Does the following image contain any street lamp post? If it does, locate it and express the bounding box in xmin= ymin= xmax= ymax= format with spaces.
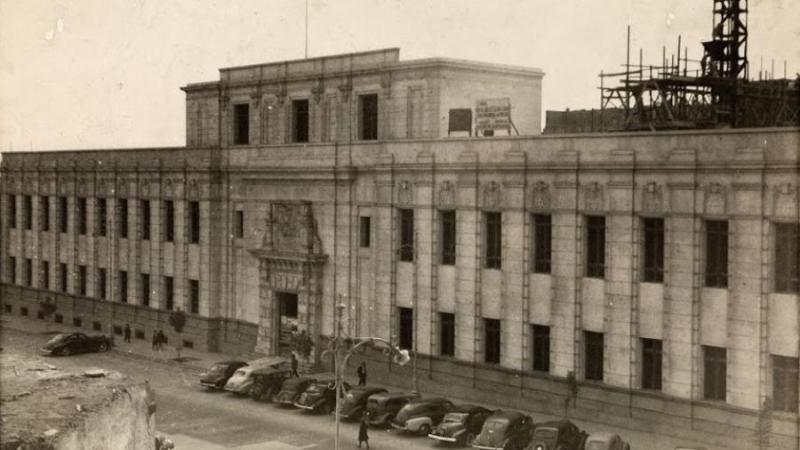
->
xmin=323 ymin=303 xmax=411 ymax=450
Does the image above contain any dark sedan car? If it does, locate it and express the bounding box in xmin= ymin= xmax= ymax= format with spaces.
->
xmin=471 ymin=410 xmax=533 ymax=450
xmin=338 ymin=386 xmax=388 ymax=420
xmin=274 ymin=376 xmax=316 ymax=406
xmin=527 ymin=420 xmax=587 ymax=450
xmin=428 ymin=404 xmax=493 ymax=445
xmin=294 ymin=379 xmax=351 ymax=414
xmin=391 ymin=397 xmax=454 ymax=435
xmin=39 ymin=332 xmax=113 ymax=356
xmin=200 ymin=360 xmax=248 ymax=390
xmin=249 ymin=367 xmax=293 ymax=402
xmin=364 ymin=391 xmax=419 ymax=427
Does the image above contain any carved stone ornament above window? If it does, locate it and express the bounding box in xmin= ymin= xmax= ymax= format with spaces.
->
xmin=482 ymin=181 xmax=502 ymax=209
xmin=583 ymin=182 xmax=604 ymax=211
xmin=438 ymin=180 xmax=455 ymax=207
xmin=704 ymin=182 xmax=727 ymax=215
xmin=398 ymin=180 xmax=413 ymax=205
xmin=642 ymin=181 xmax=663 ymax=213
xmin=187 ymin=179 xmax=199 ymax=200
xmin=773 ymin=183 xmax=798 ymax=218
xmin=530 ymin=181 xmax=551 ymax=211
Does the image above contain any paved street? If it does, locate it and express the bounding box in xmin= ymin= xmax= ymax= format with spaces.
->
xmin=0 ymin=318 xmax=709 ymax=449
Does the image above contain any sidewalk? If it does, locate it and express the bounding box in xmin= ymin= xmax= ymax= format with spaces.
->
xmin=1 ymin=314 xmax=707 ymax=449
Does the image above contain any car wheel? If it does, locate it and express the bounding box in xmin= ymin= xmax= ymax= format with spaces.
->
xmin=319 ymin=403 xmax=333 ymax=414
xmin=98 ymin=342 xmax=109 ymax=352
xmin=417 ymin=423 xmax=431 ymax=436
xmin=250 ymin=385 xmax=263 ymax=401
xmin=58 ymin=347 xmax=72 ymax=356
xmin=463 ymin=433 xmax=476 ymax=445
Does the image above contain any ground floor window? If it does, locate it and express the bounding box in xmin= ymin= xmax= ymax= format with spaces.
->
xmin=584 ymin=331 xmax=604 ymax=381
xmin=641 ymin=338 xmax=662 ymax=390
xmin=439 ymin=312 xmax=455 ymax=357
xmin=703 ymin=346 xmax=727 ymax=401
xmin=398 ymin=307 xmax=413 ymax=350
xmin=531 ymin=324 xmax=550 ymax=372
xmin=484 ymin=318 xmax=501 ymax=364
xmin=773 ymin=355 xmax=799 ymax=412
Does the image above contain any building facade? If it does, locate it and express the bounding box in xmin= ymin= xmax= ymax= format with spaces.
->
xmin=2 ymin=49 xmax=800 ymax=448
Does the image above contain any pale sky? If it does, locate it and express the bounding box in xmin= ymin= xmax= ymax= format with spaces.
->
xmin=1 ymin=0 xmax=798 ymax=151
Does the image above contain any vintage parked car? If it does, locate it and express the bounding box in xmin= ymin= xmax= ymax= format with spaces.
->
xmin=39 ymin=332 xmax=113 ymax=356
xmin=249 ymin=367 xmax=293 ymax=402
xmin=391 ymin=397 xmax=454 ymax=435
xmin=471 ymin=410 xmax=533 ymax=450
xmin=224 ymin=356 xmax=290 ymax=396
xmin=527 ymin=420 xmax=587 ymax=450
xmin=338 ymin=386 xmax=388 ymax=420
xmin=274 ymin=376 xmax=316 ymax=406
xmin=428 ymin=404 xmax=493 ymax=445
xmin=583 ymin=432 xmax=631 ymax=450
xmin=364 ymin=391 xmax=420 ymax=427
xmin=294 ymin=378 xmax=351 ymax=414
xmin=200 ymin=360 xmax=248 ymax=390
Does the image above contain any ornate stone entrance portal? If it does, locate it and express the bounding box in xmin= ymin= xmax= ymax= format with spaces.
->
xmin=249 ymin=201 xmax=327 ymax=356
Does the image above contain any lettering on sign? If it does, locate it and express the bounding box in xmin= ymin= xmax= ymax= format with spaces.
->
xmin=475 ymin=98 xmax=511 ymax=133
xmin=269 ymin=273 xmax=302 ymax=291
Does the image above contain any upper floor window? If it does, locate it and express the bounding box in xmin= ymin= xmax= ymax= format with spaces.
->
xmin=163 ymin=200 xmax=175 ymax=242
xmin=189 ymin=201 xmax=200 ymax=244
xmin=642 ymin=218 xmax=665 ymax=283
xmin=585 ymin=216 xmax=606 ymax=278
xmin=291 ymin=99 xmax=309 ymax=143
xmin=775 ymin=223 xmax=799 ymax=293
xmin=23 ymin=195 xmax=32 ymax=230
xmin=96 ymin=198 xmax=107 ymax=237
xmin=140 ymin=200 xmax=151 ymax=240
xmin=233 ymin=103 xmax=250 ymax=145
xmin=234 ymin=210 xmax=245 ymax=239
xmin=6 ymin=195 xmax=15 ymax=229
xmin=532 ymin=214 xmax=552 ymax=273
xmin=190 ymin=279 xmax=200 ymax=314
xmin=485 ymin=212 xmax=502 ymax=269
xmin=77 ymin=197 xmax=87 ymax=235
xmin=118 ymin=199 xmax=129 ymax=238
xmin=398 ymin=209 xmax=414 ymax=262
xmin=359 ymin=94 xmax=378 ymax=140
xmin=705 ymin=220 xmax=728 ymax=288
xmin=359 ymin=216 xmax=371 ymax=248
xmin=58 ymin=196 xmax=68 ymax=233
xmin=40 ymin=196 xmax=50 ymax=231
xmin=440 ymin=210 xmax=456 ymax=265
xmin=8 ymin=256 xmax=16 ymax=284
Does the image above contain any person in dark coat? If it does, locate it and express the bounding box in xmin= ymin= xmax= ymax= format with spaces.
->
xmin=356 ymin=362 xmax=367 ymax=386
xmin=291 ymin=353 xmax=299 ymax=377
xmin=152 ymin=331 xmax=159 ymax=350
xmin=358 ymin=417 xmax=369 ymax=449
xmin=124 ymin=324 xmax=131 ymax=343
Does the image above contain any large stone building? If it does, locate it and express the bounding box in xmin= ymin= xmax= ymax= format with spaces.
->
xmin=1 ymin=49 xmax=799 ymax=448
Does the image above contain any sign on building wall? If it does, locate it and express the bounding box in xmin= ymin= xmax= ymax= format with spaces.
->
xmin=475 ymin=98 xmax=511 ymax=134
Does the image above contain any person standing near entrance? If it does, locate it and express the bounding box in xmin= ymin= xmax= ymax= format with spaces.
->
xmin=358 ymin=416 xmax=369 ymax=449
xmin=357 ymin=362 xmax=367 ymax=386
xmin=291 ymin=353 xmax=299 ymax=377
xmin=124 ymin=324 xmax=131 ymax=343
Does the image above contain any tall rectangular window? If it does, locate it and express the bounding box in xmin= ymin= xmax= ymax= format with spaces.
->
xmin=775 ymin=223 xmax=799 ymax=293
xmin=532 ymin=214 xmax=552 ymax=273
xmin=140 ymin=200 xmax=151 ymax=240
xmin=58 ymin=196 xmax=68 ymax=233
xmin=399 ymin=209 xmax=414 ymax=262
xmin=584 ymin=331 xmax=604 ymax=381
xmin=8 ymin=257 xmax=16 ymax=284
xmin=485 ymin=212 xmax=502 ymax=269
xmin=6 ymin=195 xmax=15 ymax=229
xmin=118 ymin=199 xmax=129 ymax=238
xmin=531 ymin=324 xmax=550 ymax=372
xmin=78 ymin=265 xmax=87 ymax=296
xmin=359 ymin=94 xmax=378 ymax=140
xmin=59 ymin=263 xmax=68 ymax=293
xmin=234 ymin=210 xmax=244 ymax=239
xmin=189 ymin=201 xmax=200 ymax=244
xmin=41 ymin=261 xmax=50 ymax=289
xmin=40 ymin=196 xmax=50 ymax=231
xmin=233 ymin=103 xmax=250 ymax=145
xmin=24 ymin=258 xmax=32 ymax=286
xmin=141 ymin=274 xmax=150 ymax=307
xmin=705 ymin=220 xmax=729 ymax=288
xmin=189 ymin=279 xmax=199 ymax=314
xmin=163 ymin=200 xmax=175 ymax=242
xmin=164 ymin=276 xmax=174 ymax=311
xmin=291 ymin=99 xmax=309 ymax=143
xmin=440 ymin=312 xmax=455 ymax=357
xmin=398 ymin=307 xmax=414 ymax=349
xmin=77 ymin=197 xmax=87 ymax=235
xmin=703 ymin=346 xmax=727 ymax=401
xmin=642 ymin=218 xmax=665 ymax=282
xmin=440 ymin=210 xmax=456 ymax=265
xmin=23 ymin=195 xmax=32 ymax=230
xmin=359 ymin=216 xmax=371 ymax=248
xmin=484 ymin=318 xmax=501 ymax=364
xmin=773 ymin=355 xmax=799 ymax=412
xmin=98 ymin=268 xmax=107 ymax=299
xmin=119 ymin=270 xmax=128 ymax=303
xmin=586 ymin=216 xmax=606 ymax=278
xmin=641 ymin=338 xmax=663 ymax=390
xmin=96 ymin=198 xmax=107 ymax=237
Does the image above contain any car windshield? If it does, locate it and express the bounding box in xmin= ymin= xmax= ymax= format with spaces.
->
xmin=443 ymin=413 xmax=468 ymax=424
xmin=209 ymin=364 xmax=227 ymax=372
xmin=533 ymin=428 xmax=558 ymax=440
xmin=585 ymin=442 xmax=608 ymax=450
xmin=483 ymin=418 xmax=509 ymax=433
xmin=232 ymin=369 xmax=248 ymax=377
xmin=46 ymin=334 xmax=69 ymax=344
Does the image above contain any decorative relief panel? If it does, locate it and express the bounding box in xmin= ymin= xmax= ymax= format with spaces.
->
xmin=482 ymin=181 xmax=502 ymax=209
xmin=530 ymin=181 xmax=551 ymax=211
xmin=265 ymin=202 xmax=323 ymax=255
xmin=397 ymin=180 xmax=413 ymax=205
xmin=186 ymin=179 xmax=199 ymax=200
xmin=773 ymin=183 xmax=798 ymax=218
xmin=117 ymin=179 xmax=129 ymax=198
xmin=641 ymin=181 xmax=664 ymax=213
xmin=438 ymin=180 xmax=455 ymax=207
xmin=704 ymin=182 xmax=727 ymax=215
xmin=583 ymin=181 xmax=605 ymax=212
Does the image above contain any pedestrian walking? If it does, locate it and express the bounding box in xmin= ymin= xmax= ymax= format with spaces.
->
xmin=291 ymin=353 xmax=299 ymax=377
xmin=155 ymin=330 xmax=165 ymax=351
xmin=357 ymin=362 xmax=367 ymax=386
xmin=124 ymin=324 xmax=131 ymax=343
xmin=358 ymin=417 xmax=369 ymax=449
xmin=152 ymin=331 xmax=159 ymax=350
